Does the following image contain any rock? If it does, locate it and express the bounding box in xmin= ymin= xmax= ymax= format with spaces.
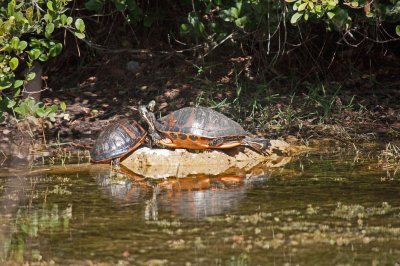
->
xmin=121 ymin=140 xmax=308 ymax=179
xmin=126 ymin=60 xmax=140 ymax=73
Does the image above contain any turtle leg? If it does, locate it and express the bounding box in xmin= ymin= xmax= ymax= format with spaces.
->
xmin=111 ymin=157 xmax=120 ymax=167
xmin=241 ymin=137 xmax=271 ymax=155
xmin=148 ymin=131 xmax=163 ymax=147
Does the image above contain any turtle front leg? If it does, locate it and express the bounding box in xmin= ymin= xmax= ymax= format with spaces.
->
xmin=242 ymin=137 xmax=271 ymax=155
xmin=146 ymin=129 xmax=163 ymax=148
xmin=111 ymin=157 xmax=120 ymax=167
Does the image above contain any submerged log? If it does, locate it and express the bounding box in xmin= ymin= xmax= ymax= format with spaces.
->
xmin=121 ymin=140 xmax=308 ymax=179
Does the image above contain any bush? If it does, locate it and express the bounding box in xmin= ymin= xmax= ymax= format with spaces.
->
xmin=0 ymin=0 xmax=85 ymax=121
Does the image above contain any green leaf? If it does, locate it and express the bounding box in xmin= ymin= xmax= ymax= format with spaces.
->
xmin=39 ymin=53 xmax=49 ymax=62
xmin=27 ymin=72 xmax=36 ymax=81
xmin=25 ymin=6 xmax=33 ymax=23
xmin=14 ymin=88 xmax=21 ymax=97
xmin=13 ymin=80 xmax=23 ymax=88
xmin=60 ymin=102 xmax=66 ymax=112
xmin=0 ymin=80 xmax=12 ymax=90
xmin=350 ymin=1 xmax=358 ymax=7
xmin=18 ymin=41 xmax=28 ymax=51
xmin=47 ymin=1 xmax=54 ymax=12
xmin=290 ymin=12 xmax=303 ymax=24
xmin=44 ymin=13 xmax=52 ymax=23
xmin=66 ymin=17 xmax=73 ymax=25
xmin=28 ymin=48 xmax=41 ymax=60
xmin=235 ymin=16 xmax=248 ymax=28
xmin=396 ymin=25 xmax=400 ymax=37
xmin=49 ymin=104 xmax=58 ymax=113
xmin=327 ymin=12 xmax=335 ymax=19
xmin=10 ymin=37 xmax=20 ymax=49
xmin=48 ymin=43 xmax=62 ymax=57
xmin=36 ymin=107 xmax=46 ymax=117
xmin=7 ymin=0 xmax=15 ymax=16
xmin=45 ymin=23 xmax=55 ymax=38
xmin=230 ymin=7 xmax=239 ymax=19
xmin=60 ymin=14 xmax=67 ymax=25
xmin=7 ymin=100 xmax=16 ymax=109
xmin=74 ymin=18 xmax=85 ymax=32
xmin=74 ymin=32 xmax=85 ymax=39
xmin=298 ymin=2 xmax=308 ymax=11
xmin=48 ymin=112 xmax=56 ymax=122
xmin=9 ymin=57 xmax=19 ymax=70
xmin=85 ymin=0 xmax=104 ymax=11
xmin=180 ymin=23 xmax=190 ymax=34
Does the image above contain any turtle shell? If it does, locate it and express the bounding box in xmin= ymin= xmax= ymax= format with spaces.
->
xmin=91 ymin=119 xmax=146 ymax=163
xmin=156 ymin=107 xmax=247 ymax=138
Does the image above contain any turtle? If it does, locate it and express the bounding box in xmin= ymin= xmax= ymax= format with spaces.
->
xmin=90 ymin=119 xmax=147 ymax=165
xmin=138 ymin=101 xmax=270 ymax=155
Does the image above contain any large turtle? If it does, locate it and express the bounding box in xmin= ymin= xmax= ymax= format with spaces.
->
xmin=139 ymin=101 xmax=270 ymax=154
xmin=91 ymin=119 xmax=147 ymax=165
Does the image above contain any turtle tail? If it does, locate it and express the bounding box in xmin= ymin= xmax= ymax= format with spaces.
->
xmin=242 ymin=137 xmax=271 ymax=155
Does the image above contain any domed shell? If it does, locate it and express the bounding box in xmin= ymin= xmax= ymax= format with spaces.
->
xmin=157 ymin=107 xmax=247 ymax=138
xmin=91 ymin=119 xmax=146 ymax=163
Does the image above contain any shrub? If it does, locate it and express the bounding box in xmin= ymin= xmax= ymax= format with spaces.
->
xmin=0 ymin=0 xmax=85 ymax=122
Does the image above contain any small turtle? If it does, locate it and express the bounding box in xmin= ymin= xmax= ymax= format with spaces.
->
xmin=90 ymin=119 xmax=147 ymax=165
xmin=139 ymin=101 xmax=270 ymax=154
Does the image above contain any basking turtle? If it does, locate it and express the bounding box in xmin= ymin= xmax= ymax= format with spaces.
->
xmin=91 ymin=119 xmax=147 ymax=165
xmin=139 ymin=101 xmax=270 ymax=154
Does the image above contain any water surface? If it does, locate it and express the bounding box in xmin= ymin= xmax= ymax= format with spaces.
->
xmin=1 ymin=150 xmax=400 ymax=265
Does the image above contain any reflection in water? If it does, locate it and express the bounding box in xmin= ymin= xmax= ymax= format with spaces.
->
xmin=94 ymin=168 xmax=270 ymax=220
xmin=3 ymin=204 xmax=72 ymax=263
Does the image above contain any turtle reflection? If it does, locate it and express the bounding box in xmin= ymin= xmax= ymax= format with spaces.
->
xmin=94 ymin=167 xmax=270 ymax=219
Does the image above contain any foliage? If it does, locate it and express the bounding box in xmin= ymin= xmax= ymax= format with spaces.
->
xmin=13 ymin=97 xmax=67 ymax=123
xmin=0 ymin=0 xmax=85 ymax=121
xmin=84 ymin=0 xmax=149 ymax=26
xmin=287 ymin=0 xmax=400 ymax=34
xmin=176 ymin=0 xmax=400 ymax=47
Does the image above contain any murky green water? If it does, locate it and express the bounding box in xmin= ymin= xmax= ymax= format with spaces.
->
xmin=1 ymin=150 xmax=400 ymax=265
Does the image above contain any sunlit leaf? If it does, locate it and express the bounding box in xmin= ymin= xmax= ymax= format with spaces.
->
xmin=47 ymin=1 xmax=54 ymax=12
xmin=18 ymin=41 xmax=28 ymax=51
xmin=74 ymin=18 xmax=85 ymax=32
xmin=60 ymin=102 xmax=66 ymax=112
xmin=10 ymin=36 xmax=19 ymax=49
xmin=26 ymin=72 xmax=36 ymax=81
xmin=298 ymin=2 xmax=308 ymax=11
xmin=9 ymin=57 xmax=19 ymax=70
xmin=290 ymin=12 xmax=303 ymax=24
xmin=74 ymin=32 xmax=85 ymax=39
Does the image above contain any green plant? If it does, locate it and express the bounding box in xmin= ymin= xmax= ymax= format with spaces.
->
xmin=287 ymin=0 xmax=400 ymax=36
xmin=0 ymin=0 xmax=85 ymax=120
xmin=13 ymin=97 xmax=67 ymax=124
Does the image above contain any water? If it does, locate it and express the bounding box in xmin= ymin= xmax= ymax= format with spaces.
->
xmin=1 ymin=150 xmax=400 ymax=265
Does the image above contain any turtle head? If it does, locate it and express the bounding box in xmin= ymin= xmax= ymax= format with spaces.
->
xmin=138 ymin=103 xmax=157 ymax=132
